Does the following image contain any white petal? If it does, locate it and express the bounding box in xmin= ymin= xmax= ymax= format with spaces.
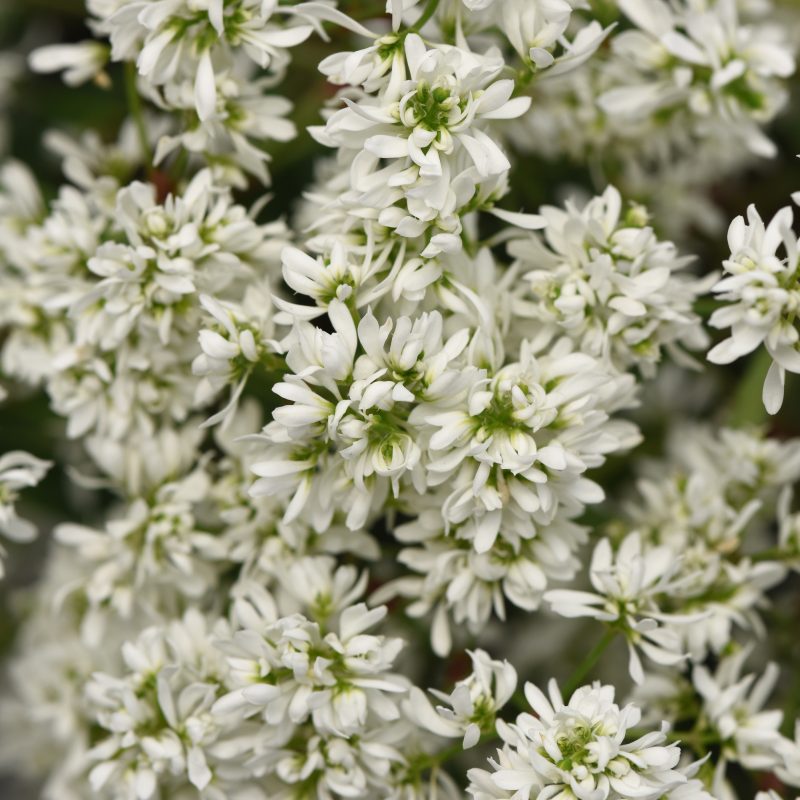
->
xmin=762 ymin=360 xmax=785 ymax=415
xmin=195 ymin=50 xmax=217 ymax=121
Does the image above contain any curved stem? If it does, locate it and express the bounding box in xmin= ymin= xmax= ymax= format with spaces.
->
xmin=124 ymin=61 xmax=153 ymax=175
xmin=750 ymin=546 xmax=796 ymax=564
xmin=410 ymin=0 xmax=440 ymax=32
xmin=561 ymin=628 xmax=616 ymax=699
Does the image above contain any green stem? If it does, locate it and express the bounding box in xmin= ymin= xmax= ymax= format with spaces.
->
xmin=727 ymin=348 xmax=772 ymax=428
xmin=124 ymin=61 xmax=153 ymax=175
xmin=515 ymin=62 xmax=536 ymax=93
xmin=561 ymin=628 xmax=616 ymax=698
xmin=410 ymin=0 xmax=440 ymax=31
xmin=750 ymin=546 xmax=796 ymax=563
xmin=171 ymin=147 xmax=190 ymax=183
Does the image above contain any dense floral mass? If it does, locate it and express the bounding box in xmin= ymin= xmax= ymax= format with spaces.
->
xmin=1 ymin=0 xmax=800 ymax=798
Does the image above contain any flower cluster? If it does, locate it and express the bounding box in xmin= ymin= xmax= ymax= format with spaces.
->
xmin=1 ymin=155 xmax=287 ymax=445
xmin=0 ymin=443 xmax=51 ymax=577
xmin=28 ymin=0 xmax=343 ymax=183
xmin=467 ymin=678 xmax=694 ymax=800
xmin=709 ymin=195 xmax=800 ymax=414
xmin=511 ymin=0 xmax=797 ymax=238
xmin=546 ymin=426 xmax=800 ymax=676
xmin=509 ymin=185 xmax=712 ymax=375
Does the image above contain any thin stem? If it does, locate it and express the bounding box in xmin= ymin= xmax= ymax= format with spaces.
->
xmin=515 ymin=63 xmax=536 ymax=93
xmin=750 ymin=546 xmax=796 ymax=563
xmin=561 ymin=628 xmax=616 ymax=699
xmin=124 ymin=61 xmax=153 ymax=175
xmin=410 ymin=0 xmax=440 ymax=32
xmin=171 ymin=147 xmax=190 ymax=183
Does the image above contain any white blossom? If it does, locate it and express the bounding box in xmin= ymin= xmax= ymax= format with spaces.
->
xmin=693 ymin=648 xmax=786 ymax=784
xmin=708 ymin=200 xmax=800 ymax=414
xmin=467 ymin=679 xmax=688 ymax=800
xmin=510 ymin=186 xmax=711 ymax=375
xmin=415 ymin=338 xmax=639 ymax=550
xmin=545 ymin=532 xmax=698 ymax=683
xmin=85 ymin=609 xmax=262 ymax=799
xmin=315 ymin=33 xmax=533 ymax=250
xmin=213 ymin=585 xmax=407 ymax=736
xmin=0 ymin=449 xmax=51 ymax=577
xmin=29 ymin=41 xmax=109 ymax=87
xmin=99 ymin=0 xmax=315 ymax=120
xmin=602 ymin=0 xmax=795 ymax=158
xmin=407 ymin=648 xmax=517 ymax=748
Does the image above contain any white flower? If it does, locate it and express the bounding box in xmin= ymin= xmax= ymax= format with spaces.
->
xmin=467 ymin=679 xmax=687 ymax=800
xmin=29 ymin=41 xmax=109 ymax=87
xmin=510 ymin=186 xmax=711 ymax=375
xmin=602 ymin=0 xmax=795 ymax=157
xmin=693 ymin=648 xmax=785 ymax=779
xmin=708 ymin=201 xmax=800 ymax=414
xmin=416 ymin=338 xmax=639 ymax=551
xmin=0 ymin=450 xmax=51 ymax=577
xmin=99 ymin=0 xmax=315 ymax=120
xmin=377 ymin=501 xmax=587 ymax=655
xmin=777 ymin=720 xmax=800 ymax=789
xmin=8 ymin=164 xmax=288 ymax=443
xmin=76 ymin=169 xmax=278 ymax=350
xmin=351 ymin=306 xmax=474 ymax=405
xmin=477 ymin=0 xmax=612 ymax=79
xmin=406 ymin=648 xmax=517 ymax=748
xmin=270 ymin=555 xmax=369 ymax=624
xmin=55 ymin=466 xmax=225 ymax=644
xmin=545 ymin=532 xmax=703 ymax=683
xmin=608 ymin=424 xmax=800 ymax=661
xmin=85 ymin=609 xmax=256 ymax=799
xmin=193 ymin=286 xmax=281 ymax=428
xmin=213 ymin=586 xmax=407 ymax=740
xmin=317 ymin=34 xmax=531 ymax=248
xmin=151 ymin=61 xmax=297 ymax=185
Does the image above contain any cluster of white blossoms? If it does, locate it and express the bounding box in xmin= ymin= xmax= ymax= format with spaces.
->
xmin=709 ymin=192 xmax=800 ymax=414
xmin=466 ymin=678 xmax=702 ymax=800
xmin=0 ymin=438 xmax=51 ymax=577
xmin=0 ymin=153 xmax=287 ymax=443
xmin=546 ymin=426 xmax=800 ymax=675
xmin=28 ymin=0 xmax=352 ymax=184
xmin=508 ymin=185 xmax=713 ymax=375
xmin=1 ymin=0 xmax=800 ymax=798
xmin=512 ymin=0 xmax=796 ymax=238
xmin=632 ymin=644 xmax=800 ymax=799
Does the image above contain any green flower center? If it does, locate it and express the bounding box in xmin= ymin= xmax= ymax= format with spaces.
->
xmin=407 ymin=81 xmax=460 ymax=131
